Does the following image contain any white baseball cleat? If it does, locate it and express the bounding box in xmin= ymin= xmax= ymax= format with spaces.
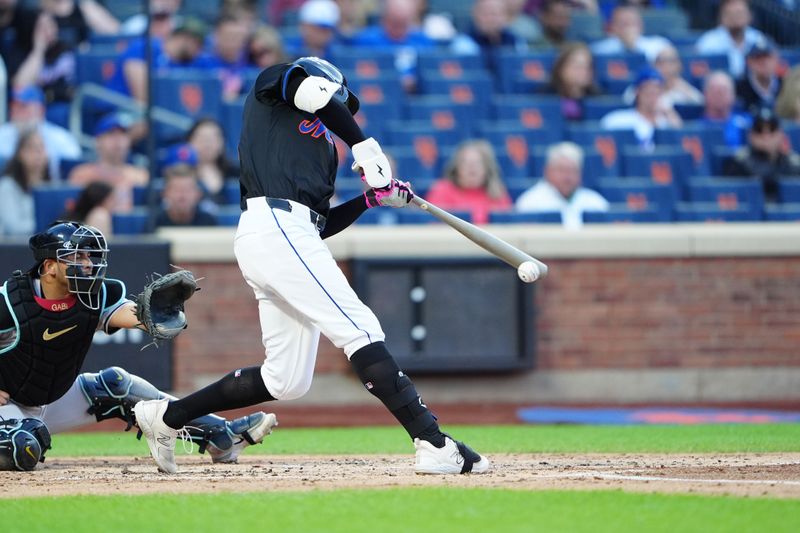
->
xmin=207 ymin=412 xmax=279 ymax=464
xmin=133 ymin=399 xmax=180 ymax=474
xmin=414 ymin=436 xmax=490 ymax=474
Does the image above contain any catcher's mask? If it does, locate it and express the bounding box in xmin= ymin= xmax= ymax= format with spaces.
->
xmin=29 ymin=222 xmax=109 ymax=310
xmin=291 ymin=56 xmax=360 ymax=115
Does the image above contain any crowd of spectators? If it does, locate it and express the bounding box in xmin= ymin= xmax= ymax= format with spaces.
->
xmin=1 ymin=0 xmax=800 ymax=237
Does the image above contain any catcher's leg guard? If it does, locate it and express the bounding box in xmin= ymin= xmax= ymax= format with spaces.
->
xmin=78 ymin=367 xmax=166 ymax=430
xmin=189 ymin=411 xmax=278 ymax=463
xmin=0 ymin=418 xmax=52 ymax=471
xmin=350 ymin=342 xmax=438 ymax=439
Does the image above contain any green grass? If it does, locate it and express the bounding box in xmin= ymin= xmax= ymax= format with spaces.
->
xmin=48 ymin=423 xmax=800 ymax=457
xmin=2 ymin=488 xmax=799 ymax=533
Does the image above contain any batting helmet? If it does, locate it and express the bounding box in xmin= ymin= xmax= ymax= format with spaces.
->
xmin=29 ymin=221 xmax=109 ymax=310
xmin=292 ymin=56 xmax=360 ymax=115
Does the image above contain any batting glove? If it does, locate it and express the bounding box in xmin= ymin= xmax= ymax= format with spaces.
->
xmin=364 ymin=179 xmax=414 ymax=208
xmin=351 ymin=137 xmax=392 ymax=189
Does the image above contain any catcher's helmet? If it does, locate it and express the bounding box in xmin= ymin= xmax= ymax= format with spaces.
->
xmin=292 ymin=56 xmax=360 ymax=115
xmin=29 ymin=221 xmax=109 ymax=310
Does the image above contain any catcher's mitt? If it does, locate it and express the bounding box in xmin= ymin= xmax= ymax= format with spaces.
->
xmin=134 ymin=270 xmax=198 ymax=342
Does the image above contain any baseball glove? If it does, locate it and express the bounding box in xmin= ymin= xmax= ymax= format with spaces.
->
xmin=134 ymin=270 xmax=198 ymax=342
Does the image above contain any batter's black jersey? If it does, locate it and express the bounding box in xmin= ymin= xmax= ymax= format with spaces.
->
xmin=239 ymin=63 xmax=340 ymax=216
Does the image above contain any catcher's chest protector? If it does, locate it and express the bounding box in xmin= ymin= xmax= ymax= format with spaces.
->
xmin=0 ymin=273 xmax=100 ymax=407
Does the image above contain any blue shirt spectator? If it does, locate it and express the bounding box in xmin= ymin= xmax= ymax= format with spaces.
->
xmin=695 ymin=0 xmax=766 ymax=79
xmin=701 ymin=70 xmax=751 ymax=148
xmin=283 ymin=0 xmax=342 ymax=61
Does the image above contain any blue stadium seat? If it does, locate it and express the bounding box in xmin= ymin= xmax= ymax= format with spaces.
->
xmin=387 ymin=146 xmax=442 ymax=181
xmin=583 ymin=206 xmax=664 ymax=223
xmin=783 ymin=123 xmax=800 ymax=153
xmin=567 ymin=11 xmax=604 ymax=41
xmin=329 ymin=48 xmax=397 ymax=79
xmin=674 ymin=203 xmax=760 ymax=222
xmin=568 ymin=124 xmax=638 ymax=175
xmin=777 ymin=178 xmax=800 ymax=203
xmin=416 ymin=52 xmax=485 ymax=78
xmin=355 ymin=208 xmax=401 ymax=225
xmin=504 ymin=177 xmax=536 ymax=201
xmin=597 ymin=178 xmax=675 ymax=221
xmin=416 ymin=73 xmax=494 ymax=113
xmin=385 ymin=121 xmax=467 ymax=148
xmin=220 ymin=98 xmax=244 ymax=162
xmin=133 ymin=181 xmax=165 ymax=206
xmin=593 ymin=54 xmax=648 ymax=85
xmin=398 ymin=209 xmax=472 ymax=224
xmin=76 ymin=48 xmax=119 ymax=85
xmin=405 ymin=96 xmax=480 ymax=133
xmin=345 ymin=75 xmax=405 ymax=107
xmin=355 ymin=101 xmax=402 ymax=139
xmin=489 ymin=211 xmax=561 ymax=224
xmin=621 ymin=147 xmax=694 ymax=189
xmin=479 ymin=121 xmax=561 ymax=151
xmin=582 ymin=96 xmax=629 ymax=121
xmin=601 ymin=77 xmax=634 ymax=96
xmin=495 ymin=151 xmax=531 ymax=179
xmin=153 ymin=71 xmax=223 ymax=119
xmin=710 ymin=145 xmax=739 ymax=175
xmin=680 ymin=53 xmax=729 ymax=86
xmin=87 ymin=33 xmax=134 ymax=51
xmin=491 ymin=95 xmax=563 ymax=130
xmin=222 ymin=179 xmax=240 ymax=205
xmin=217 ymin=206 xmax=241 ymax=226
xmin=686 ymin=178 xmax=765 ymax=219
xmin=641 ymin=8 xmax=689 ymax=36
xmin=59 ymin=159 xmax=85 ymax=182
xmin=764 ymin=203 xmax=800 ymax=221
xmin=673 ymin=103 xmax=705 ymax=121
xmin=654 ymin=126 xmax=718 ymax=175
xmin=112 ymin=209 xmax=150 ymax=235
xmin=496 ymin=50 xmax=556 ymax=94
xmin=32 ymin=185 xmax=82 ymax=231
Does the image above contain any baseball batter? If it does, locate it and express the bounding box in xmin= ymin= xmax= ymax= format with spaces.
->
xmin=0 ymin=222 xmax=277 ymax=471
xmin=135 ymin=57 xmax=489 ymax=475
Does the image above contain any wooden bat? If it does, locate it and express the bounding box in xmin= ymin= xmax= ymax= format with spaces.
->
xmin=410 ymin=195 xmax=549 ymax=283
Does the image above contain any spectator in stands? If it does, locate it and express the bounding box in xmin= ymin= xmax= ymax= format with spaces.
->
xmin=68 ymin=113 xmax=147 ymax=214
xmin=187 ymin=118 xmax=237 ymax=205
xmin=0 ymin=0 xmax=40 ymax=83
xmin=247 ymin=25 xmax=287 ymax=68
xmin=62 ymin=181 xmax=114 ymax=236
xmin=701 ymin=70 xmax=751 ymax=148
xmin=530 ymin=0 xmax=571 ymax=50
xmin=590 ymin=5 xmax=670 ymax=63
xmin=350 ymin=0 xmax=435 ymax=91
xmin=465 ymin=0 xmax=528 ymax=55
xmin=776 ymin=65 xmax=800 ymax=123
xmin=695 ymin=0 xmax=766 ymax=80
xmin=653 ymin=44 xmax=704 ymax=107
xmin=40 ymin=0 xmax=119 ymax=45
xmin=723 ymin=107 xmax=800 ymax=202
xmin=284 ymin=0 xmax=341 ymax=60
xmin=108 ymin=17 xmax=212 ymax=104
xmin=545 ymin=41 xmax=600 ymax=121
xmin=121 ymin=0 xmax=180 ymax=37
xmin=507 ymin=0 xmax=543 ymax=45
xmin=516 ymin=142 xmax=608 ymax=230
xmin=425 ymin=139 xmax=512 ymax=224
xmin=336 ymin=0 xmax=375 ymax=39
xmin=267 ymin=0 xmax=307 ymax=27
xmin=207 ymin=14 xmax=252 ymax=101
xmin=0 ymin=85 xmax=80 ymax=180
xmin=0 ymin=129 xmax=51 ymax=236
xmin=600 ymin=68 xmax=682 ymax=150
xmin=154 ymin=164 xmax=218 ymax=228
xmin=737 ymin=36 xmax=782 ymax=112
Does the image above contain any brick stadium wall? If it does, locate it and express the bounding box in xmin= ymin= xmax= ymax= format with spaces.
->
xmin=173 ymin=257 xmax=800 ymax=391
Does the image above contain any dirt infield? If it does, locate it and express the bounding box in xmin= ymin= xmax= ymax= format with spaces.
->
xmin=3 ymin=453 xmax=799 ymax=499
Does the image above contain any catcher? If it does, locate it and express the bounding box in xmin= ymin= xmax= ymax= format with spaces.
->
xmin=0 ymin=221 xmax=277 ymax=471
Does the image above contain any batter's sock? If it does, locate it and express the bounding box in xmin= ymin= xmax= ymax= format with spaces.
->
xmin=350 ymin=342 xmax=446 ymax=448
xmin=162 ymin=367 xmax=274 ymax=430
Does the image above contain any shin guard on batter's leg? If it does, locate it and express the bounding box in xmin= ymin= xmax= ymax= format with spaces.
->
xmin=350 ymin=342 xmax=443 ymax=445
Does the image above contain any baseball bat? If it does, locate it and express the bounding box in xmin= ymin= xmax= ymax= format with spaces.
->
xmin=410 ymin=195 xmax=549 ymax=281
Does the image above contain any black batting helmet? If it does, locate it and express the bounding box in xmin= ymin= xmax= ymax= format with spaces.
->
xmin=29 ymin=221 xmax=109 ymax=310
xmin=292 ymin=56 xmax=360 ymax=115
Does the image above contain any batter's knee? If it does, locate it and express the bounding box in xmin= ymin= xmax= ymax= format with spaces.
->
xmin=260 ymin=363 xmax=312 ymax=401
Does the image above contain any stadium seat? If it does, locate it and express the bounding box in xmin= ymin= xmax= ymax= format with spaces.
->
xmin=641 ymin=7 xmax=689 ymax=36
xmin=398 ymin=209 xmax=472 ymax=224
xmin=416 ymin=52 xmax=486 ymax=78
xmin=133 ymin=181 xmax=165 ymax=206
xmin=685 ymin=178 xmax=765 ymax=219
xmin=495 ymin=151 xmax=531 ymax=179
xmin=405 ymin=96 xmax=481 ymax=133
xmin=489 ymin=211 xmax=561 ymax=224
xmin=385 ymin=121 xmax=467 ymax=149
xmin=345 ymin=75 xmax=405 ymax=107
xmin=674 ymin=202 xmax=760 ymax=222
xmin=504 ymin=177 xmax=537 ymax=201
xmin=76 ymin=48 xmax=119 ymax=85
xmin=568 ymin=124 xmax=638 ymax=176
xmin=112 ymin=209 xmax=150 ymax=235
xmin=59 ymin=159 xmax=85 ymax=182
xmin=387 ymin=146 xmax=443 ymax=181
xmin=87 ymin=33 xmax=134 ymax=51
xmin=764 ymin=203 xmax=800 ymax=221
xmin=597 ymin=178 xmax=675 ymax=221
xmin=581 ymin=96 xmax=629 ymax=121
xmin=220 ymin=98 xmax=244 ymax=162
xmin=417 ymin=73 xmax=494 ymax=113
xmin=680 ymin=53 xmax=729 ymax=86
xmin=583 ymin=206 xmax=664 ymax=223
xmin=710 ymin=145 xmax=740 ymax=175
xmin=566 ymin=11 xmax=604 ymax=41
xmin=777 ymin=177 xmax=800 ymax=203
xmin=32 ymin=185 xmax=82 ymax=232
xmin=491 ymin=95 xmax=563 ymax=130
xmin=329 ymin=48 xmax=397 ymax=79
xmin=593 ymin=54 xmax=648 ymax=84
xmin=354 ymin=102 xmax=402 ymax=139
xmin=153 ymin=71 xmax=223 ymax=119
xmin=496 ymin=50 xmax=556 ymax=94
xmin=654 ymin=126 xmax=717 ymax=175
xmin=621 ymin=147 xmax=694 ymax=189
xmin=673 ymin=103 xmax=705 ymax=121
xmin=217 ymin=206 xmax=241 ymax=226
xmin=480 ymin=120 xmax=561 ymax=151
xmin=355 ymin=208 xmax=401 ymax=225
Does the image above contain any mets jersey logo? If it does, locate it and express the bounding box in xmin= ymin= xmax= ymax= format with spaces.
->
xmin=298 ymin=118 xmax=333 ymax=145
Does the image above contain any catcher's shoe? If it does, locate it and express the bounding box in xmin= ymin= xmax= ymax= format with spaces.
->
xmin=207 ymin=412 xmax=278 ymax=464
xmin=414 ymin=436 xmax=490 ymax=475
xmin=133 ymin=399 xmax=181 ymax=474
